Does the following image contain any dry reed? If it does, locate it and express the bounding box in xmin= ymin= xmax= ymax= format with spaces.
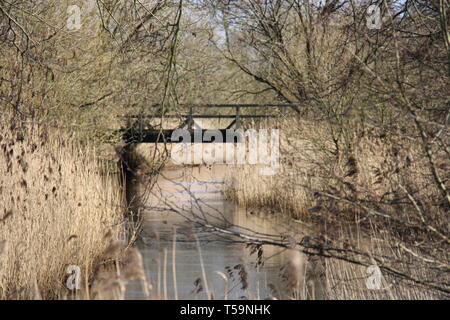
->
xmin=0 ymin=113 xmax=124 ymax=299
xmin=223 ymin=118 xmax=449 ymax=299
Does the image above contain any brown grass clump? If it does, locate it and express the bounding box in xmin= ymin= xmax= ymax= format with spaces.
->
xmin=223 ymin=119 xmax=331 ymax=219
xmin=89 ymin=246 xmax=151 ymax=300
xmin=225 ymin=117 xmax=448 ymax=225
xmin=0 ymin=113 xmax=124 ymax=299
xmin=223 ymin=117 xmax=449 ymax=299
xmin=324 ymin=226 xmax=442 ymax=300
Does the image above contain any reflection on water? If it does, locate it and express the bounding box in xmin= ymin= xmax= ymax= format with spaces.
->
xmin=126 ymin=164 xmax=312 ymax=300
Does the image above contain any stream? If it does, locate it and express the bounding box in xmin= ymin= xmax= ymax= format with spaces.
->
xmin=125 ymin=163 xmax=314 ymax=300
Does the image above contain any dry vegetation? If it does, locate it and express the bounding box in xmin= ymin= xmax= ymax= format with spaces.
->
xmin=0 ymin=112 xmax=124 ymax=299
xmin=0 ymin=0 xmax=181 ymax=300
xmin=0 ymin=0 xmax=448 ymax=300
xmin=223 ymin=116 xmax=449 ymax=299
xmin=205 ymin=0 xmax=450 ymax=299
xmin=225 ymin=117 xmax=448 ymax=224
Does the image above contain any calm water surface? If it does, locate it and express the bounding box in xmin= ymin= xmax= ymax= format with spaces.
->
xmin=126 ymin=164 xmax=311 ymax=300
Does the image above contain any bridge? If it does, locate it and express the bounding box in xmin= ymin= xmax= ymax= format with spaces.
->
xmin=120 ymin=104 xmax=299 ymax=143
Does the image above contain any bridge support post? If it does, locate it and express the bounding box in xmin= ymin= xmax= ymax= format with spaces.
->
xmin=235 ymin=106 xmax=241 ymax=129
xmin=188 ymin=106 xmax=193 ymax=130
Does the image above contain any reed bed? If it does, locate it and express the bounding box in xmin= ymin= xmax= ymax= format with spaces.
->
xmin=323 ymin=226 xmax=442 ymax=300
xmin=0 ymin=113 xmax=124 ymax=299
xmin=223 ymin=118 xmax=449 ymax=299
xmin=224 ymin=118 xmax=447 ymax=222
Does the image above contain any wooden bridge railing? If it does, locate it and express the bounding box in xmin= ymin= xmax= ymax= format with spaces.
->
xmin=120 ymin=103 xmax=299 ymax=143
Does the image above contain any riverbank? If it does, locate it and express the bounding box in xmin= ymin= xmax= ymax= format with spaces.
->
xmin=121 ymin=120 xmax=448 ymax=299
xmin=0 ymin=113 xmax=125 ymax=299
xmin=126 ymin=161 xmax=320 ymax=300
xmin=222 ymin=118 xmax=449 ymax=299
xmin=3 ymin=115 xmax=444 ymax=299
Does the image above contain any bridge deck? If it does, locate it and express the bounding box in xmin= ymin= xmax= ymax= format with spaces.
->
xmin=121 ymin=103 xmax=298 ymax=143
xmin=122 ymin=129 xmax=245 ymax=144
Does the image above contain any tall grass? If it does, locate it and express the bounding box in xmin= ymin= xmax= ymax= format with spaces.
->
xmin=225 ymin=118 xmax=447 ymax=223
xmin=223 ymin=118 xmax=449 ymax=299
xmin=323 ymin=226 xmax=442 ymax=300
xmin=0 ymin=113 xmax=124 ymax=299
